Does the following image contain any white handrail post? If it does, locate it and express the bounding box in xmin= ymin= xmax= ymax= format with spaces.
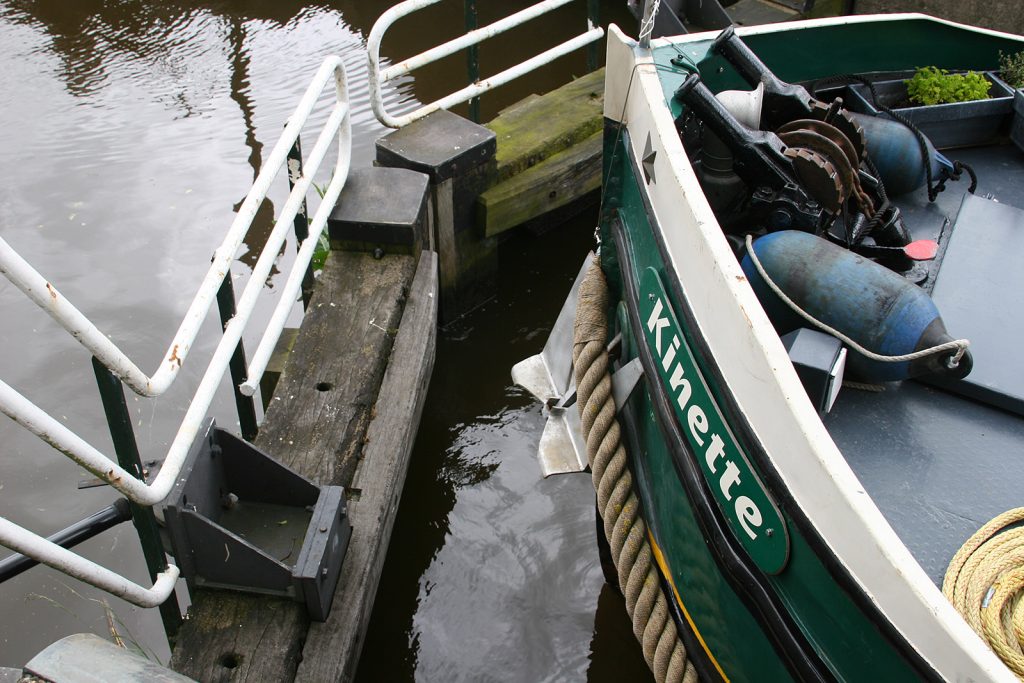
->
xmin=240 ymin=61 xmax=351 ymax=396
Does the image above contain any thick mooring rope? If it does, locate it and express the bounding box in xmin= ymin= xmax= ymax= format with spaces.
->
xmin=573 ymin=257 xmax=698 ymax=683
xmin=943 ymin=508 xmax=1024 ymax=680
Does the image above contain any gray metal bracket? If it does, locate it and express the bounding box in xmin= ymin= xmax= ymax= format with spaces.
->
xmin=512 ymin=254 xmax=593 ymax=476
xmin=612 ymin=357 xmax=645 ymax=409
xmin=163 ymin=419 xmax=351 ymax=621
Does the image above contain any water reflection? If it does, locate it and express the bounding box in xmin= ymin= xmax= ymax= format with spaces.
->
xmin=357 ymin=217 xmax=652 ymax=682
xmin=224 ymin=15 xmax=277 ymax=272
xmin=0 ymin=0 xmax=403 ymax=667
xmin=5 ymin=1 xmax=239 ymax=102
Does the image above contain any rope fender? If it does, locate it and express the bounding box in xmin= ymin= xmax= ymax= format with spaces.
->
xmin=572 ymin=256 xmax=698 ymax=683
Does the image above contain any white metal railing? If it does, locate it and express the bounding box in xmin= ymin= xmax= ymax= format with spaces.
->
xmin=0 ymin=56 xmax=351 ymax=607
xmin=368 ymin=0 xmax=604 ymax=128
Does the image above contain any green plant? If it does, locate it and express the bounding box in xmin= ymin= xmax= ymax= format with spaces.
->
xmin=905 ymin=67 xmax=991 ymax=106
xmin=999 ymin=50 xmax=1024 ymax=89
xmin=309 ymin=178 xmax=332 ymax=272
xmin=310 ymin=231 xmax=331 ymax=272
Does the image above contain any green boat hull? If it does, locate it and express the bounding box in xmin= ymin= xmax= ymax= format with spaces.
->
xmin=593 ymin=15 xmax=1024 ymax=683
xmin=601 ymin=126 xmax=933 ymax=681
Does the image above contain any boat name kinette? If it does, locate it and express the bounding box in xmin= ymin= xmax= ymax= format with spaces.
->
xmin=647 ymin=297 xmax=763 ymax=541
xmin=637 ymin=266 xmax=788 ymax=574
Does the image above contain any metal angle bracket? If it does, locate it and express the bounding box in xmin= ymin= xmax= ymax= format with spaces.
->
xmin=162 ymin=419 xmax=351 ymax=621
xmin=512 ymin=253 xmax=594 ymax=477
xmin=536 ymin=359 xmax=645 ymax=477
xmin=512 ymin=252 xmax=595 ymax=404
xmin=612 ymin=357 xmax=644 ymax=409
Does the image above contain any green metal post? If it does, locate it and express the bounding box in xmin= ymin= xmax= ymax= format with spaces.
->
xmin=216 ymin=275 xmax=260 ymax=441
xmin=587 ymin=0 xmax=600 ymax=72
xmin=465 ymin=0 xmax=480 ymax=122
xmin=287 ymin=135 xmax=316 ymax=310
xmin=91 ymin=358 xmax=182 ymax=640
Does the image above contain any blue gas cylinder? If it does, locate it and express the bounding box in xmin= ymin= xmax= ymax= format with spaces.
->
xmin=741 ymin=231 xmax=971 ymax=382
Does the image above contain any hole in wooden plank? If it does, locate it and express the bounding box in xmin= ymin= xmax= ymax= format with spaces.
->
xmin=219 ymin=652 xmax=242 ymax=669
xmin=316 ymin=382 xmax=333 ymax=392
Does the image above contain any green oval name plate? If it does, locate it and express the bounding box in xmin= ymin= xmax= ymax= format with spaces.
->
xmin=640 ymin=267 xmax=789 ymax=574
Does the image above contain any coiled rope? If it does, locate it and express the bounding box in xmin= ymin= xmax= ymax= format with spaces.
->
xmin=573 ymin=256 xmax=698 ymax=683
xmin=943 ymin=508 xmax=1024 ymax=679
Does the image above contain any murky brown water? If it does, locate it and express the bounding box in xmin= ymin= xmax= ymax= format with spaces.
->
xmin=0 ymin=1 xmax=648 ymax=679
xmin=355 ymin=218 xmax=652 ymax=682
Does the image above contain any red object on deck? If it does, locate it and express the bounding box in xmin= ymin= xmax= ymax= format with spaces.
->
xmin=904 ymin=239 xmax=939 ymax=261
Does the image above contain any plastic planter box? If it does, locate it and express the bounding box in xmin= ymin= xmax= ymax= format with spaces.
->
xmin=845 ymin=71 xmax=1013 ymax=149
xmin=1012 ymin=90 xmax=1024 ymax=153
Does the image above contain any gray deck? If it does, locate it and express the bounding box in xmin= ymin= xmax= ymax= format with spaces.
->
xmin=825 ymin=380 xmax=1024 ymax=585
xmin=823 ymin=141 xmax=1024 ymax=586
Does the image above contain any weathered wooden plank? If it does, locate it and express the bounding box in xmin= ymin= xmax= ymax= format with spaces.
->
xmin=479 ymin=129 xmax=602 ymax=237
xmin=855 ymin=0 xmax=1020 ymax=33
xmin=170 ymin=249 xmax=418 ymax=682
xmin=433 ymin=178 xmax=458 ymax=316
xmin=494 ymin=92 xmax=541 ymax=118
xmin=726 ymin=0 xmax=797 ymax=26
xmin=167 ymin=593 xmax=305 ymax=683
xmin=256 ymin=251 xmax=416 ymax=485
xmin=486 ymin=68 xmax=603 ymax=184
xmin=295 ymin=252 xmax=438 ymax=683
xmin=259 ymin=327 xmax=299 ymax=411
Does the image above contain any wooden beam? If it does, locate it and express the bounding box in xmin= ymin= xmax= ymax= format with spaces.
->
xmin=376 ymin=110 xmax=497 ymax=322
xmin=259 ymin=327 xmax=299 ymax=411
xmin=295 ymin=251 xmax=438 ymax=683
xmin=253 ymin=251 xmax=417 ymax=487
xmin=169 ymin=249 xmax=420 ymax=682
xmin=486 ymin=68 xmax=604 ymax=185
xmin=478 ymin=129 xmax=602 ymax=238
xmin=726 ymin=0 xmax=798 ymax=26
xmin=168 ymin=592 xmax=305 ymax=682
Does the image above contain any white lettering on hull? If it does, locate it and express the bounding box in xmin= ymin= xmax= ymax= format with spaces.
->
xmin=647 ymin=296 xmax=763 ymax=541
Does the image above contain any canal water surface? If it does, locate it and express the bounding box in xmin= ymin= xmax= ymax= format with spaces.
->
xmin=0 ymin=1 xmax=649 ymax=679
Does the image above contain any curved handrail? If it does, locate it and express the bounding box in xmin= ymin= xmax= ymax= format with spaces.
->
xmin=367 ymin=0 xmax=603 ymax=128
xmin=0 ymin=56 xmax=351 ymax=606
xmin=0 ymin=518 xmax=179 ymax=608
xmin=0 ymin=56 xmax=349 ymax=508
xmin=0 ymin=56 xmax=350 ymax=400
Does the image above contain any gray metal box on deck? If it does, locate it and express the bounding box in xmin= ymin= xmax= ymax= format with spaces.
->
xmin=163 ymin=419 xmax=351 ymax=621
xmin=781 ymin=327 xmax=846 ymax=415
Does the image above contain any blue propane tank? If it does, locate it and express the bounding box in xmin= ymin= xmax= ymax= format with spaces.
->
xmin=741 ymin=231 xmax=972 ymax=382
xmin=850 ymin=112 xmax=953 ymax=197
